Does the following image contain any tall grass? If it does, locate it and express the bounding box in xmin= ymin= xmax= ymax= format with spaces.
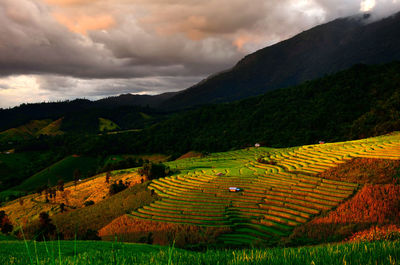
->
xmin=0 ymin=239 xmax=398 ymax=265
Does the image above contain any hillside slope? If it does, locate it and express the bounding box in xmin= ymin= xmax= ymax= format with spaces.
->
xmin=128 ymin=133 xmax=400 ymax=246
xmin=11 ymin=155 xmax=101 ymax=192
xmin=161 ymin=12 xmax=400 ymax=109
xmin=97 ymin=61 xmax=400 ymax=155
xmin=0 ymin=120 xmax=52 ymax=143
xmin=12 ymin=61 xmax=400 ymax=157
xmin=0 ymin=169 xmax=142 ymax=227
xmin=3 ymin=133 xmax=400 ymax=247
xmin=0 ymin=100 xmax=165 ymax=134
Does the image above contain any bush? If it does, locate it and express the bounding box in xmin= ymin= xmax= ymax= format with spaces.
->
xmin=348 ymin=225 xmax=400 ymax=242
xmin=257 ymin=156 xmax=276 ymax=165
xmin=35 ymin=212 xmax=56 ymax=241
xmin=0 ymin=211 xmax=13 ymax=234
xmin=109 ymin=180 xmax=129 ymax=196
xmin=80 ymin=229 xmax=101 ymax=240
xmin=138 ymin=163 xmax=169 ymax=180
xmin=84 ymin=200 xmax=95 ymax=207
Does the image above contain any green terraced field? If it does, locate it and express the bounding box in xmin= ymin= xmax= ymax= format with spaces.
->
xmin=130 ymin=133 xmax=400 ymax=246
xmin=99 ymin=117 xmax=120 ymax=132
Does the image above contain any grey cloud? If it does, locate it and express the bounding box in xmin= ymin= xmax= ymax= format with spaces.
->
xmin=315 ymin=0 xmax=400 ymax=21
xmin=0 ymin=0 xmax=114 ymax=77
xmin=35 ymin=74 xmax=203 ymax=98
xmin=1 ymin=0 xmax=400 ymax=80
xmin=367 ymin=0 xmax=400 ymax=20
xmin=0 ymin=84 xmax=11 ymax=90
xmin=1 ymin=0 xmax=400 ymax=108
xmin=36 ymin=75 xmax=78 ymax=91
xmin=0 ymin=0 xmax=242 ymax=80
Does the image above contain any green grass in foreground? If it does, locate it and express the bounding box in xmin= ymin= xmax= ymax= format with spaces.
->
xmin=0 ymin=234 xmax=17 ymax=241
xmin=0 ymin=240 xmax=398 ymax=265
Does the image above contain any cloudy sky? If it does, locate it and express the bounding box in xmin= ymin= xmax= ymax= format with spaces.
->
xmin=0 ymin=0 xmax=399 ymax=108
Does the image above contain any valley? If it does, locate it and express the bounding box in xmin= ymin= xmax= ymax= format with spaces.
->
xmin=1 ymin=4 xmax=400 ymax=264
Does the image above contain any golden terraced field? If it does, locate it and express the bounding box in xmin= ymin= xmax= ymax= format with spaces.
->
xmin=130 ymin=133 xmax=400 ymax=245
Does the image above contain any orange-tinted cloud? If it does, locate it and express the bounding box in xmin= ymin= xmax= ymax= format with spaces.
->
xmin=54 ymin=13 xmax=115 ymax=35
xmin=232 ymin=32 xmax=270 ymax=52
xmin=233 ymin=35 xmax=253 ymax=51
xmin=149 ymin=15 xmax=209 ymax=40
xmin=44 ymin=0 xmax=99 ymax=6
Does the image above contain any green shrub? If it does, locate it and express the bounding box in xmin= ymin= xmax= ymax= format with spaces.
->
xmin=109 ymin=180 xmax=129 ymax=196
xmin=84 ymin=200 xmax=95 ymax=207
xmin=80 ymin=229 xmax=101 ymax=240
xmin=0 ymin=211 xmax=13 ymax=234
xmin=138 ymin=162 xmax=169 ymax=180
xmin=35 ymin=212 xmax=56 ymax=241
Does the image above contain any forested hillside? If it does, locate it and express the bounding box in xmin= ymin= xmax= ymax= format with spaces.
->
xmin=105 ymin=62 xmax=400 ymax=154
xmin=16 ymin=61 xmax=400 ymax=156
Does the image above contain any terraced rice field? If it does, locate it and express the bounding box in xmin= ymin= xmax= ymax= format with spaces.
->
xmin=130 ymin=133 xmax=400 ymax=246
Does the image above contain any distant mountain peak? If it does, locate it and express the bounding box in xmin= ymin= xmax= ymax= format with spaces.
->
xmin=160 ymin=11 xmax=400 ymax=110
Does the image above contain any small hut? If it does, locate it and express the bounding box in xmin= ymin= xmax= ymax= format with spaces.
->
xmin=229 ymin=187 xmax=241 ymax=192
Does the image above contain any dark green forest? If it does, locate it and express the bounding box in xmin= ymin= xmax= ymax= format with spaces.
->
xmin=9 ymin=61 xmax=400 ymax=156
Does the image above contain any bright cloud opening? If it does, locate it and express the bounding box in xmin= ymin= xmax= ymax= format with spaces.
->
xmin=360 ymin=0 xmax=376 ymax=12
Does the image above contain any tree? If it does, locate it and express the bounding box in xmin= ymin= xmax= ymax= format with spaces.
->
xmin=61 ymin=190 xmax=70 ymax=204
xmin=57 ymin=179 xmax=64 ymax=192
xmin=35 ymin=212 xmax=56 ymax=241
xmin=84 ymin=200 xmax=94 ymax=207
xmin=105 ymin=171 xmax=111 ymax=184
xmin=138 ymin=162 xmax=169 ymax=180
xmin=108 ymin=180 xmax=128 ymax=196
xmin=36 ymin=185 xmax=48 ymax=195
xmin=48 ymin=188 xmax=56 ymax=200
xmin=73 ymin=169 xmax=81 ymax=189
xmin=81 ymin=229 xmax=101 ymax=240
xmin=0 ymin=211 xmax=13 ymax=234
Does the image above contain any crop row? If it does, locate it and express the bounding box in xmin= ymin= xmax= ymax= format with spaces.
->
xmin=131 ymin=133 xmax=400 ymax=245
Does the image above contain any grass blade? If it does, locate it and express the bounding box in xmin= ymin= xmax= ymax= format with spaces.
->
xmin=20 ymin=225 xmax=34 ymax=265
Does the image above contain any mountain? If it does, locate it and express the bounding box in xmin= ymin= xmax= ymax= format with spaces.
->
xmin=96 ymin=92 xmax=177 ymax=108
xmin=160 ymin=12 xmax=400 ymax=109
xmin=0 ymin=97 xmax=170 ymax=133
xmin=6 ymin=61 xmax=400 ymax=156
xmin=90 ymin=61 xmax=400 ymax=155
xmin=4 ymin=11 xmax=400 ymax=119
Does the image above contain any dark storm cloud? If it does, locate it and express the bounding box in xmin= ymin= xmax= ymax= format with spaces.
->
xmin=2 ymin=0 xmax=400 ymax=80
xmin=0 ymin=0 xmax=242 ymax=79
xmin=1 ymin=0 xmax=400 ymax=108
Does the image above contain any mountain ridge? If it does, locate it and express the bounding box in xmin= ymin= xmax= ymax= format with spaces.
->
xmin=160 ymin=12 xmax=400 ymax=109
xmin=2 ymin=11 xmax=400 ymax=121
